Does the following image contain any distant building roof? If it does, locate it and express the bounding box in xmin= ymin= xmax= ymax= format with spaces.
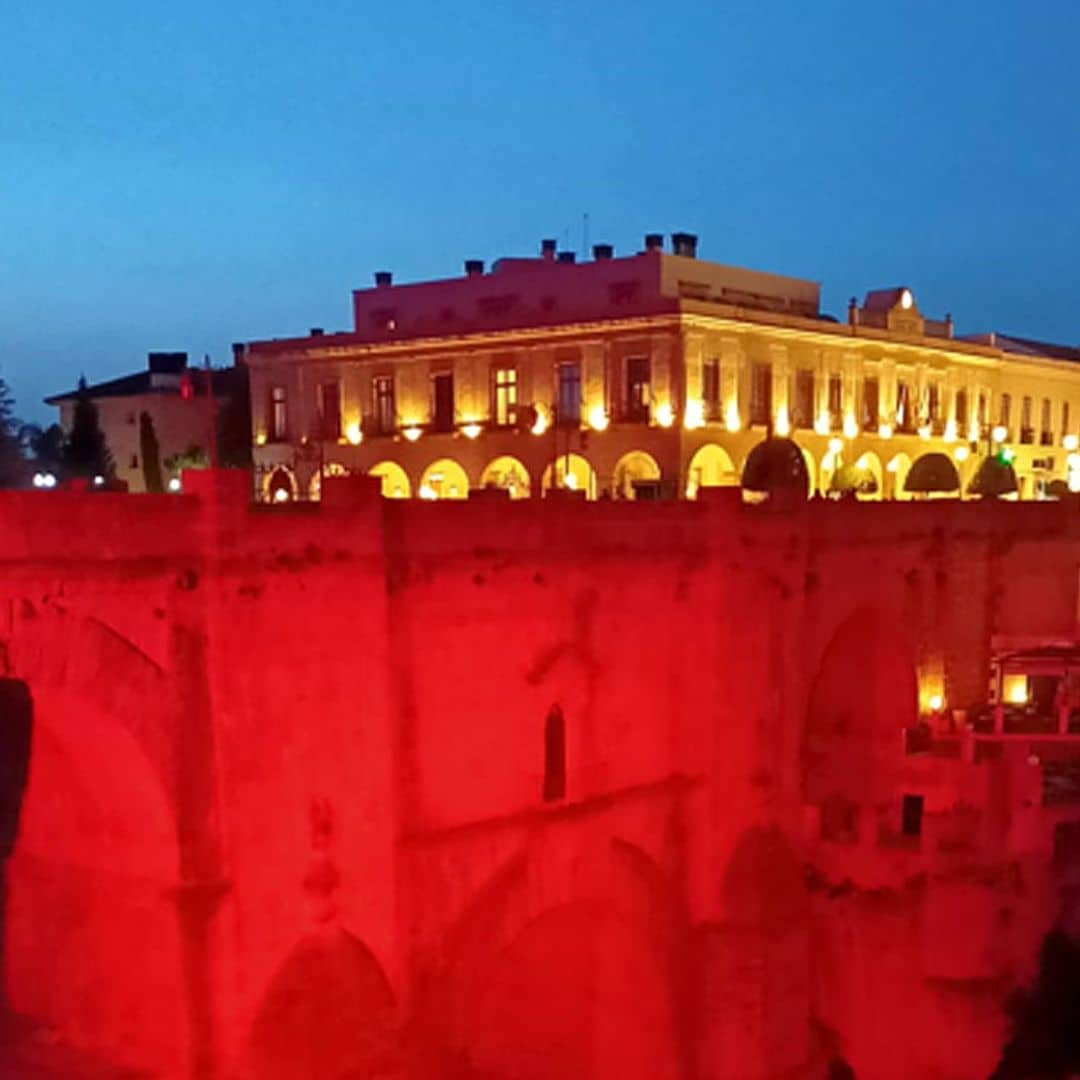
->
xmin=45 ymin=353 xmax=240 ymax=405
xmin=862 ymin=288 xmax=910 ymax=312
xmin=990 ymin=333 xmax=1080 ymax=363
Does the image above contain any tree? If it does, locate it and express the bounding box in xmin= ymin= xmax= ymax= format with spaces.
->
xmin=163 ymin=444 xmax=208 ymax=478
xmin=139 ymin=412 xmax=164 ymax=493
xmin=62 ymin=377 xmax=114 ymax=481
xmin=216 ymin=366 xmax=252 ymax=470
xmin=18 ymin=422 xmax=65 ymax=474
xmin=0 ymin=378 xmax=28 ymax=489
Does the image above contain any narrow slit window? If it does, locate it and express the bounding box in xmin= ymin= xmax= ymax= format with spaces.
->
xmin=901 ymin=793 xmax=924 ymax=837
xmin=543 ymin=705 xmax=566 ymax=802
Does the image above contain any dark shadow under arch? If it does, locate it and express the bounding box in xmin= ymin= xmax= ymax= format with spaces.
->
xmin=250 ymin=928 xmax=400 ymax=1080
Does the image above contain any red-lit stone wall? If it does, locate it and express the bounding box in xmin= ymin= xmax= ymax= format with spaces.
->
xmin=2 ymin=480 xmax=1080 ymax=1078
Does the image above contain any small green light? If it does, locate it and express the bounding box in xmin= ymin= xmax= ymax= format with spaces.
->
xmin=997 ymin=447 xmax=1015 ymax=465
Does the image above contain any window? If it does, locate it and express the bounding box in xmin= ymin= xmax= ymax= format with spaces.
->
xmin=625 ymin=356 xmax=650 ymax=422
xmin=557 ymin=362 xmax=581 ymax=427
xmin=1041 ymin=398 xmax=1053 ymax=445
xmin=129 ymin=454 xmax=138 ymax=469
xmin=543 ymin=705 xmax=566 ymax=802
xmin=750 ymin=362 xmax=772 ymax=426
xmin=928 ymin=382 xmax=941 ymax=425
xmin=827 ymin=373 xmax=842 ymax=426
xmin=1062 ymin=401 xmax=1071 ymax=442
xmin=901 ymin=794 xmax=924 ymax=837
xmin=318 ymin=380 xmax=341 ymax=441
xmin=793 ymin=369 xmax=814 ymax=430
xmin=492 ymin=367 xmax=517 ymax=426
xmin=977 ymin=390 xmax=988 ymax=426
xmin=896 ymin=381 xmax=913 ymax=432
xmin=432 ymin=372 xmax=455 ymax=433
xmin=270 ymin=385 xmax=288 ymax=442
xmin=862 ymin=377 xmax=879 ymax=431
xmin=1021 ymin=396 xmax=1033 ymax=443
xmin=1000 ymin=392 xmax=1011 ymax=429
xmin=955 ymin=388 xmax=968 ymax=431
xmin=702 ymin=359 xmax=721 ymax=420
xmin=373 ymin=375 xmax=395 ymax=436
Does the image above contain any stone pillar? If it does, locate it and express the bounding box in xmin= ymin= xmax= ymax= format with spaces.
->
xmin=719 ymin=337 xmax=743 ymax=428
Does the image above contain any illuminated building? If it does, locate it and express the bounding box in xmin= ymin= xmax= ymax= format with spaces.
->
xmin=243 ymin=234 xmax=1080 ymax=503
xmin=2 ymin=475 xmax=1080 ymax=1077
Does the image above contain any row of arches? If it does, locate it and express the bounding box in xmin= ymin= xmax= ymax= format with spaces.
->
xmin=264 ymin=451 xmax=666 ymax=503
xmin=262 ymin=443 xmax=994 ymax=503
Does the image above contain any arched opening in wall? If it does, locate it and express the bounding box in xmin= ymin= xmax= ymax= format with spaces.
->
xmin=685 ymin=444 xmax=738 ymax=498
xmin=803 ymin=608 xmax=919 ymax=816
xmin=885 ymin=452 xmax=912 ymax=501
xmin=480 ymin=455 xmax=531 ymax=499
xmin=458 ymin=901 xmax=680 ymax=1080
xmin=5 ymin=685 xmax=186 ymax=1073
xmin=853 ymin=451 xmax=884 ymax=501
xmin=541 ymin=454 xmax=596 ymax=499
xmin=250 ymin=928 xmax=399 ymax=1080
xmin=264 ymin=465 xmax=298 ymax=504
xmin=307 ymin=461 xmax=349 ymax=501
xmin=368 ymin=460 xmax=410 ymax=499
xmin=904 ymin=452 xmax=960 ymax=499
xmin=419 ymin=458 xmax=469 ymax=500
xmin=612 ymin=451 xmax=662 ymax=500
xmin=543 ymin=705 xmax=566 ymax=801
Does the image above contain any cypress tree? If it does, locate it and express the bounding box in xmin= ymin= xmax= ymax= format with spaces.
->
xmin=139 ymin=411 xmax=164 ymax=493
xmin=62 ymin=377 xmax=114 ymax=481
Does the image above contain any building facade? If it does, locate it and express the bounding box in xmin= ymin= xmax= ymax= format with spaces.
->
xmin=45 ymin=350 xmax=249 ymax=493
xmin=244 ymin=233 xmax=1080 ymax=503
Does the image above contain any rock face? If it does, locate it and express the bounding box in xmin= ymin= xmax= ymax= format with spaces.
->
xmin=1 ymin=480 xmax=1079 ymax=1078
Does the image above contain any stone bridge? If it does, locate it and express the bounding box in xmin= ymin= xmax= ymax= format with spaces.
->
xmin=1 ymin=472 xmax=1078 ymax=1078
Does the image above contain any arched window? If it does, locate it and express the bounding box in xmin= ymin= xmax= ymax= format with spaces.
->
xmin=543 ymin=705 xmax=566 ymax=802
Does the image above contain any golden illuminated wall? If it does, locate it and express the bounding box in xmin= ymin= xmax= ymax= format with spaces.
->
xmin=248 ymin=309 xmax=1080 ymax=501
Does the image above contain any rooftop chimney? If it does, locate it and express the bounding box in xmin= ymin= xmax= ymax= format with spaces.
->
xmin=848 ymin=297 xmax=858 ymax=327
xmin=310 ymin=327 xmax=325 ymax=337
xmin=540 ymin=239 xmax=557 ymax=260
xmin=464 ymin=259 xmax=484 ymax=277
xmin=374 ymin=270 xmax=392 ymax=287
xmin=592 ymin=243 xmax=613 ymax=260
xmin=556 ymin=251 xmax=576 ymax=264
xmin=644 ymin=233 xmax=664 ymax=252
xmin=230 ymin=342 xmax=246 ymax=364
xmin=671 ymin=232 xmax=698 ymax=258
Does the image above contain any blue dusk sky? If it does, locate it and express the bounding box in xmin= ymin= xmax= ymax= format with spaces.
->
xmin=1 ymin=1 xmax=1078 ymax=423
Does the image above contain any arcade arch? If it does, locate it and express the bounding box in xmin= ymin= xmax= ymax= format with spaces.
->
xmin=480 ymin=455 xmax=532 ymax=499
xmin=854 ymin=451 xmax=883 ymax=501
xmin=685 ymin=443 xmax=738 ymax=498
xmin=419 ymin=458 xmax=469 ymax=500
xmin=368 ymin=460 xmax=410 ymax=499
xmin=541 ymin=454 xmax=596 ymax=499
xmin=612 ymin=451 xmax=661 ymax=500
